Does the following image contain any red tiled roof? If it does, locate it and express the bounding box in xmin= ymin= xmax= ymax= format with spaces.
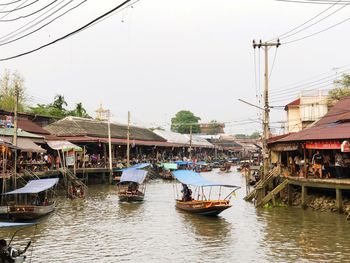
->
xmin=275 ymin=96 xmax=350 ymax=143
xmin=284 ymin=98 xmax=300 ymax=110
xmin=18 ymin=118 xmax=50 ymax=135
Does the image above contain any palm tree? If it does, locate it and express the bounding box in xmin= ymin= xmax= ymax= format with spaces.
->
xmin=75 ymin=102 xmax=87 ymax=117
xmin=53 ymin=94 xmax=67 ymax=110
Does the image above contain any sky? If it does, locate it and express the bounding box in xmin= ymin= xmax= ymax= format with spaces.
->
xmin=1 ymin=0 xmax=350 ymax=134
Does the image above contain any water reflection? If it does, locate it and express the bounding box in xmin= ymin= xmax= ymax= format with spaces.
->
xmin=0 ymin=170 xmax=350 ymax=262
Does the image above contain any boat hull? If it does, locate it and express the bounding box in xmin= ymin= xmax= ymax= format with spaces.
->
xmin=8 ymin=204 xmax=55 ymax=221
xmin=118 ymin=191 xmax=144 ymax=202
xmin=175 ymin=200 xmax=231 ymax=216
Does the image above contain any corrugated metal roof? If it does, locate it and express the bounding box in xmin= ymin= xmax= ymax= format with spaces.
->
xmin=276 ymin=96 xmax=350 ymax=143
xmin=0 ymin=128 xmax=44 ymax=138
xmin=18 ymin=118 xmax=50 ymax=135
xmin=45 ymin=117 xmax=166 ymax=142
xmin=153 ymin=130 xmax=213 ymax=148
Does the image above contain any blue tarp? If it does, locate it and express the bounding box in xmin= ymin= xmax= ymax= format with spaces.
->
xmin=113 ymin=163 xmax=151 ymax=172
xmin=4 ymin=178 xmax=59 ymax=195
xmin=0 ymin=222 xmax=35 ymax=228
xmin=120 ymin=169 xmax=148 ymax=184
xmin=175 ymin=161 xmax=193 ymax=166
xmin=196 ymin=161 xmax=207 ymax=165
xmin=172 ymin=170 xmax=240 ymax=188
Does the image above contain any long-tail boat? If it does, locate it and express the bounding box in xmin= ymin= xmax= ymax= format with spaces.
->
xmin=117 ymin=167 xmax=148 ymax=202
xmin=159 ymin=163 xmax=178 ymax=180
xmin=172 ymin=170 xmax=240 ymax=216
xmin=4 ymin=178 xmax=59 ymax=221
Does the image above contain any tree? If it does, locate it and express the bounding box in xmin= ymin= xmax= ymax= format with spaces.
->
xmin=53 ymin=94 xmax=68 ymax=110
xmin=0 ymin=69 xmax=26 ymax=112
xmin=171 ymin=110 xmax=201 ymax=134
xmin=69 ymin=102 xmax=91 ymax=118
xmin=249 ymin=132 xmax=260 ymax=139
xmin=328 ymin=74 xmax=350 ymax=106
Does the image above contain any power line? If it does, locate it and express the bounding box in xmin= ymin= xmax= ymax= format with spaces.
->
xmin=276 ymin=0 xmax=350 ymax=4
xmin=0 ymin=0 xmax=59 ymax=22
xmin=272 ymin=0 xmax=342 ymax=41
xmin=0 ymin=0 xmax=88 ymax=47
xmin=283 ymin=15 xmax=350 ymax=44
xmin=0 ymin=0 xmax=24 ymax=6
xmin=0 ymin=0 xmax=73 ymax=43
xmin=0 ymin=0 xmax=138 ymax=61
xmin=280 ymin=0 xmax=349 ymax=40
xmin=0 ymin=0 xmax=39 ymax=14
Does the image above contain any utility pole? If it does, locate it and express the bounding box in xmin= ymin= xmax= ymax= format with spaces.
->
xmin=127 ymin=111 xmax=130 ymax=167
xmin=13 ymin=84 xmax=19 ymax=190
xmin=253 ymin=39 xmax=280 ymax=179
xmin=107 ymin=110 xmax=113 ymax=184
xmin=189 ymin=125 xmax=193 ymax=159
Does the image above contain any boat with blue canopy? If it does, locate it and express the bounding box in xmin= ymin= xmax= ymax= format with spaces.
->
xmin=172 ymin=170 xmax=240 ymax=216
xmin=117 ymin=169 xmax=148 ymax=202
xmin=3 ymin=178 xmax=59 ymax=221
xmin=112 ymin=163 xmax=151 ymax=184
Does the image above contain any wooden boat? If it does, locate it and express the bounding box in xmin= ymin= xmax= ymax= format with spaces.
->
xmin=219 ymin=163 xmax=231 ymax=173
xmin=175 ymin=200 xmax=232 ymax=216
xmin=194 ymin=162 xmax=212 ymax=173
xmin=117 ymin=167 xmax=148 ymax=202
xmin=159 ymin=163 xmax=178 ymax=180
xmin=4 ymin=178 xmax=59 ymax=221
xmin=0 ymin=222 xmax=35 ymax=263
xmin=172 ymin=170 xmax=240 ymax=216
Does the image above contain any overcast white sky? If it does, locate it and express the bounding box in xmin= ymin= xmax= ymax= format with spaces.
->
xmin=0 ymin=0 xmax=349 ymax=134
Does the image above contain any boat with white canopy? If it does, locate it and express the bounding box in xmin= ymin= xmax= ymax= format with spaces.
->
xmin=172 ymin=170 xmax=240 ymax=216
xmin=4 ymin=178 xmax=59 ymax=220
xmin=117 ymin=166 xmax=148 ymax=202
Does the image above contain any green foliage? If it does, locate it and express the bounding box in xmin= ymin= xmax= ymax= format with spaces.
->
xmin=0 ymin=69 xmax=26 ymax=112
xmin=29 ymin=95 xmax=90 ymax=118
xmin=328 ymin=74 xmax=350 ymax=105
xmin=171 ymin=110 xmax=201 ymax=134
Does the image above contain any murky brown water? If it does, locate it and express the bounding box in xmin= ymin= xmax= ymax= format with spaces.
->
xmin=1 ymin=170 xmax=350 ymax=262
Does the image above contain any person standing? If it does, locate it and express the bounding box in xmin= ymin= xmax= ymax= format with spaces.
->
xmin=335 ymin=153 xmax=344 ymax=179
xmin=312 ymin=151 xmax=323 ymax=178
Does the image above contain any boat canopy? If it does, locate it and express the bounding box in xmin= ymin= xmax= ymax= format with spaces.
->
xmin=173 ymin=170 xmax=240 ymax=188
xmin=196 ymin=161 xmax=207 ymax=165
xmin=175 ymin=161 xmax=193 ymax=166
xmin=160 ymin=163 xmax=178 ymax=170
xmin=0 ymin=222 xmax=35 ymax=228
xmin=131 ymin=163 xmax=151 ymax=169
xmin=4 ymin=178 xmax=59 ymax=195
xmin=120 ymin=169 xmax=148 ymax=184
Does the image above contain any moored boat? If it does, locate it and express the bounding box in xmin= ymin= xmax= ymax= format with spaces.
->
xmin=159 ymin=163 xmax=178 ymax=180
xmin=172 ymin=170 xmax=240 ymax=216
xmin=117 ymin=167 xmax=148 ymax=202
xmin=4 ymin=178 xmax=59 ymax=221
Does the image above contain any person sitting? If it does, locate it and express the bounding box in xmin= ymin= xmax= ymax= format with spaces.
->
xmin=181 ymin=184 xmax=192 ymax=201
xmin=312 ymin=151 xmax=323 ymax=178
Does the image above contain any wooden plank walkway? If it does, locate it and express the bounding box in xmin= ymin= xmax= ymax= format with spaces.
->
xmin=285 ymin=176 xmax=350 ymax=190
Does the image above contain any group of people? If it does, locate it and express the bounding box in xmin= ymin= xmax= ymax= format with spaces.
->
xmin=288 ymin=150 xmax=349 ymax=179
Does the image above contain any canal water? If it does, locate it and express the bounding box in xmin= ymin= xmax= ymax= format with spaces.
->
xmin=1 ymin=169 xmax=350 ymax=262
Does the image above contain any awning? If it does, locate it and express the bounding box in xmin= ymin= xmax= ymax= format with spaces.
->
xmin=120 ymin=169 xmax=148 ymax=184
xmin=160 ymin=163 xmax=178 ymax=170
xmin=4 ymin=178 xmax=59 ymax=195
xmin=47 ymin=140 xmax=82 ymax=152
xmin=131 ymin=163 xmax=151 ymax=169
xmin=175 ymin=161 xmax=193 ymax=166
xmin=2 ymin=137 xmax=46 ymax=153
xmin=172 ymin=170 xmax=240 ymax=188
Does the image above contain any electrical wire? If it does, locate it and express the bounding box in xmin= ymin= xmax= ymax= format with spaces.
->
xmin=0 ymin=0 xmax=89 ymax=47
xmin=0 ymin=0 xmax=39 ymax=13
xmin=0 ymin=0 xmax=24 ymax=6
xmin=0 ymin=0 xmax=59 ymax=22
xmin=0 ymin=0 xmax=139 ymax=61
xmin=283 ymin=15 xmax=350 ymax=44
xmin=0 ymin=0 xmax=73 ymax=44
